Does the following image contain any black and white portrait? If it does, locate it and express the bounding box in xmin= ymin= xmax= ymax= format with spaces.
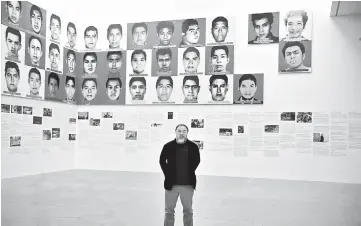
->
xmin=2 ymin=1 xmax=23 ymax=27
xmin=64 ymin=76 xmax=76 ymax=104
xmin=46 ymin=42 xmax=62 ymax=73
xmin=178 ymin=47 xmax=205 ymax=75
xmin=84 ymin=25 xmax=98 ymax=50
xmin=153 ymin=76 xmax=175 ymax=104
xmin=207 ymin=74 xmax=233 ymax=104
xmin=107 ymin=51 xmax=126 ymax=75
xmin=280 ymin=10 xmax=312 ymax=41
xmin=179 ymin=18 xmax=205 ymax=48
xmin=2 ymin=25 xmax=25 ymax=63
xmin=107 ymin=23 xmax=124 ymax=49
xmin=205 ymin=45 xmax=234 ymax=75
xmin=152 ymin=48 xmax=177 ymax=76
xmin=279 ymin=40 xmax=312 ymax=73
xmin=66 ymin=22 xmax=77 ymax=49
xmin=206 ymin=16 xmax=235 ymax=45
xmin=2 ymin=61 xmax=22 ymax=96
xmin=25 ymin=34 xmax=45 ymax=69
xmin=233 ymin=73 xmax=264 ymax=104
xmin=64 ymin=48 xmax=76 ymax=76
xmin=248 ymin=12 xmax=279 ymax=44
xmin=127 ymin=49 xmax=151 ymax=76
xmin=26 ymin=3 xmax=46 ymax=37
xmin=154 ymin=21 xmax=177 ymax=48
xmin=313 ymin=133 xmax=328 ymax=142
xmin=48 ymin=13 xmax=61 ymax=43
xmin=168 ymin=112 xmax=173 ymax=119
xmin=45 ymin=71 xmax=64 ymax=102
xmin=26 ymin=67 xmax=45 ymax=99
xmin=127 ymin=22 xmax=150 ymax=49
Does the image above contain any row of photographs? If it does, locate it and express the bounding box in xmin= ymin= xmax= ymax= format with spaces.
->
xmin=2 ymin=1 xmax=312 ymax=51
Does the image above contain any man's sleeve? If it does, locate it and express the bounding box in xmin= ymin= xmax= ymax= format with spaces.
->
xmin=193 ymin=144 xmax=200 ymax=171
xmin=159 ymin=144 xmax=168 ymax=176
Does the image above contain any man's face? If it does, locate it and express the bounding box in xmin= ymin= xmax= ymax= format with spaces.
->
xmin=108 ymin=28 xmax=121 ymax=48
xmin=7 ymin=1 xmax=21 ymax=24
xmin=285 ymin=45 xmax=304 ymax=69
xmin=158 ymin=27 xmax=173 ymax=45
xmin=182 ymin=79 xmax=199 ymax=100
xmin=5 ymin=67 xmax=19 ymax=92
xmin=133 ymin=26 xmax=147 ymax=46
xmin=67 ymin=54 xmax=76 ymax=73
xmin=65 ymin=79 xmax=75 ymax=100
xmin=183 ymin=51 xmax=200 ymax=73
xmin=6 ymin=32 xmax=21 ymax=57
xmin=239 ymin=79 xmax=257 ymax=100
xmin=175 ymin=125 xmax=188 ymax=143
xmin=209 ymin=78 xmax=228 ymax=101
xmin=156 ymin=79 xmax=173 ymax=101
xmin=286 ymin=15 xmax=304 ymax=38
xmin=107 ymin=54 xmax=122 ymax=73
xmin=106 ymin=79 xmax=121 ymax=100
xmin=67 ymin=27 xmax=76 ymax=48
xmin=84 ymin=30 xmax=98 ymax=49
xmin=129 ymin=81 xmax=146 ymax=100
xmin=49 ymin=48 xmax=60 ymax=70
xmin=48 ymin=77 xmax=58 ymax=97
xmin=211 ymin=49 xmax=229 ymax=72
xmin=254 ymin=18 xmax=271 ymax=39
xmin=184 ymin=24 xmax=200 ymax=44
xmin=83 ymin=55 xmax=97 ymax=74
xmin=28 ymin=72 xmax=41 ymax=95
xmin=157 ymin=54 xmax=171 ymax=72
xmin=82 ymin=80 xmax=97 ymax=101
xmin=50 ymin=18 xmax=60 ymax=40
xmin=212 ymin=21 xmax=228 ymax=42
xmin=30 ymin=10 xmax=42 ymax=33
xmin=131 ymin=53 xmax=146 ymax=74
xmin=28 ymin=38 xmax=42 ymax=64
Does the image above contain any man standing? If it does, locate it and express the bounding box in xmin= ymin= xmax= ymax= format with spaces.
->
xmin=160 ymin=124 xmax=200 ymax=226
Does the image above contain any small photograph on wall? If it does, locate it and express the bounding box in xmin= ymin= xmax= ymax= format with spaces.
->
xmin=22 ymin=106 xmax=33 ymax=115
xmin=191 ymin=119 xmax=204 ymax=128
xmin=127 ymin=22 xmax=153 ymax=50
xmin=78 ymin=112 xmax=88 ymax=120
xmin=280 ymin=10 xmax=312 ymax=42
xmin=248 ymin=12 xmax=279 ymax=44
xmin=233 ymin=73 xmax=264 ymax=104
xmin=52 ymin=128 xmax=60 ymax=138
xmin=219 ymin=128 xmax=233 ymax=136
xmin=125 ymin=76 xmax=149 ymax=105
xmin=63 ymin=48 xmax=77 ymax=77
xmin=125 ymin=130 xmax=137 ymax=140
xmin=43 ymin=130 xmax=51 ymax=140
xmin=1 ymin=60 xmax=26 ymax=97
xmin=23 ymin=3 xmax=47 ymax=38
xmin=1 ymin=1 xmax=27 ymax=29
xmin=46 ymin=41 xmax=63 ymax=74
xmin=33 ymin=116 xmax=42 ymax=125
xmin=281 ymin=112 xmax=296 ymax=121
xmin=76 ymin=51 xmax=101 ymax=77
xmin=193 ymin=140 xmax=204 ymax=150
xmin=126 ymin=49 xmax=152 ymax=76
xmin=11 ymin=105 xmax=22 ymax=114
xmin=89 ymin=118 xmax=100 ymax=126
xmin=313 ymin=133 xmax=328 ymax=143
xmin=63 ymin=21 xmax=78 ymax=50
xmin=43 ymin=108 xmax=52 ymax=117
xmin=69 ymin=134 xmax=76 ymax=141
xmin=297 ymin=112 xmax=312 ymax=123
xmin=2 ymin=25 xmax=26 ymax=64
xmin=265 ymin=125 xmax=279 ymax=133
xmin=69 ymin=118 xmax=76 ymax=124
xmin=46 ymin=12 xmax=62 ymax=44
xmin=205 ymin=74 xmax=233 ymax=105
xmin=205 ymin=45 xmax=234 ymax=75
xmin=24 ymin=66 xmax=45 ymax=100
xmin=25 ymin=33 xmax=46 ymax=70
xmin=106 ymin=50 xmax=127 ymax=76
xmin=178 ymin=46 xmax=205 ymax=76
xmin=149 ymin=76 xmax=177 ymax=104
xmin=152 ymin=20 xmax=180 ymax=49
xmin=102 ymin=112 xmax=113 ymax=118
xmin=168 ymin=112 xmax=173 ymax=119
xmin=206 ymin=16 xmax=235 ymax=45
xmin=151 ymin=47 xmax=178 ymax=76
xmin=1 ymin=104 xmax=10 ymax=113
xmin=178 ymin=18 xmax=206 ymax=48
xmin=100 ymin=75 xmax=126 ymax=105
xmin=63 ymin=75 xmax=76 ymax=104
xmin=279 ymin=40 xmax=312 ymax=73
xmin=113 ymin=123 xmax=124 ymax=130
xmin=77 ymin=77 xmax=98 ymax=105
xmin=44 ymin=71 xmax=64 ymax=102
xmin=10 ymin=135 xmax=21 ymax=147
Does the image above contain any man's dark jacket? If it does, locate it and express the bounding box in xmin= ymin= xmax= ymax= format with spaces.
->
xmin=159 ymin=139 xmax=200 ymax=190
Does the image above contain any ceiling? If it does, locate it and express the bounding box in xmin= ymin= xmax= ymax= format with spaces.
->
xmin=331 ymin=1 xmax=361 ymax=16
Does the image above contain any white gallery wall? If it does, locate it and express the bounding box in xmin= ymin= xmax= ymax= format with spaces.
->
xmin=14 ymin=0 xmax=361 ymax=183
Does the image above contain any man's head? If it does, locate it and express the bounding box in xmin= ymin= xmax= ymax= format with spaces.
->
xmin=107 ymin=51 xmax=122 ymax=73
xmin=209 ymin=74 xmax=228 ymax=101
xmin=156 ymin=48 xmax=172 ymax=72
xmin=84 ymin=26 xmax=98 ymax=49
xmin=48 ymin=43 xmax=60 ymax=70
xmin=65 ymin=76 xmax=75 ymax=100
xmin=183 ymin=47 xmax=200 ymax=73
xmin=182 ymin=19 xmax=200 ymax=45
xmin=132 ymin=22 xmax=148 ymax=46
xmin=83 ymin=52 xmax=97 ymax=74
xmin=28 ymin=36 xmax=42 ymax=65
xmin=251 ymin=13 xmax=274 ymax=39
xmin=182 ymin=76 xmax=200 ymax=101
xmin=66 ymin=49 xmax=76 ymax=73
xmin=282 ymin=41 xmax=306 ymax=69
xmin=5 ymin=26 xmax=22 ymax=58
xmin=48 ymin=72 xmax=59 ymax=97
xmin=129 ymin=77 xmax=146 ymax=100
xmin=210 ymin=45 xmax=229 ymax=72
xmin=28 ymin=67 xmax=41 ymax=95
xmin=82 ymin=78 xmax=97 ymax=101
xmin=211 ymin=16 xmax=228 ymax=42
xmin=30 ymin=5 xmax=42 ymax=34
xmin=7 ymin=1 xmax=21 ymax=25
xmin=106 ymin=77 xmax=122 ymax=100
xmin=107 ymin=24 xmax=122 ymax=49
xmin=284 ymin=10 xmax=308 ymax=39
xmin=67 ymin=22 xmax=77 ymax=48
xmin=131 ymin=49 xmax=146 ymax=74
xmin=175 ymin=124 xmax=189 ymax=143
xmin=156 ymin=76 xmax=173 ymax=101
xmin=156 ymin=21 xmax=174 ymax=46
xmin=4 ymin=61 xmax=20 ymax=93
xmin=49 ymin=14 xmax=61 ymax=41
xmin=238 ymin=74 xmax=257 ymax=100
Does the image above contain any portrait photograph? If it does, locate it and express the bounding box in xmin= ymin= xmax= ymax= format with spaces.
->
xmin=175 ymin=75 xmax=208 ymax=104
xmin=76 ymin=51 xmax=100 ymax=77
xmin=63 ymin=20 xmax=78 ymax=50
xmin=46 ymin=41 xmax=63 ymax=74
xmin=127 ymin=22 xmax=152 ymax=50
xmin=63 ymin=47 xmax=77 ymax=77
xmin=205 ymin=45 xmax=234 ymax=75
xmin=206 ymin=16 xmax=236 ymax=45
xmin=46 ymin=12 xmax=62 ymax=44
xmin=24 ymin=32 xmax=46 ymax=70
xmin=280 ymin=10 xmax=313 ymax=41
xmin=23 ymin=2 xmax=47 ymax=37
xmin=205 ymin=74 xmax=233 ymax=105
xmin=152 ymin=20 xmax=181 ymax=49
xmin=178 ymin=18 xmax=206 ymax=48
xmin=151 ymin=47 xmax=178 ymax=77
xmin=106 ymin=50 xmax=127 ymax=76
xmin=81 ymin=25 xmax=101 ymax=51
xmin=105 ymin=23 xmax=127 ymax=50
xmin=279 ymin=40 xmax=312 ymax=73
xmin=44 ymin=71 xmax=65 ymax=102
xmin=233 ymin=73 xmax=264 ymax=104
xmin=1 ymin=1 xmax=26 ymax=29
xmin=24 ymin=65 xmax=45 ymax=100
xmin=149 ymin=76 xmax=177 ymax=105
xmin=178 ymin=46 xmax=205 ymax=76
xmin=77 ymin=77 xmax=99 ymax=105
xmin=126 ymin=49 xmax=152 ymax=77
xmin=248 ymin=12 xmax=280 ymax=44
xmin=125 ymin=76 xmax=149 ymax=105
xmin=2 ymin=24 xmax=26 ymax=64
xmin=63 ymin=76 xmax=76 ymax=104
xmin=2 ymin=60 xmax=27 ymax=97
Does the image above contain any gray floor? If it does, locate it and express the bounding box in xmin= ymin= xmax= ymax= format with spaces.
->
xmin=2 ymin=170 xmax=361 ymax=226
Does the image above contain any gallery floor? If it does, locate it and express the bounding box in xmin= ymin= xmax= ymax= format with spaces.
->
xmin=2 ymin=170 xmax=361 ymax=226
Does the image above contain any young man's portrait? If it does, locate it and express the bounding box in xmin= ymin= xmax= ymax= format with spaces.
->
xmin=180 ymin=19 xmax=200 ymax=47
xmin=156 ymin=21 xmax=175 ymax=47
xmin=210 ymin=16 xmax=229 ymax=43
xmin=156 ymin=76 xmax=173 ymax=102
xmin=248 ymin=12 xmax=279 ymax=44
xmin=128 ymin=77 xmax=146 ymax=101
xmin=130 ymin=49 xmax=147 ymax=75
xmin=3 ymin=61 xmax=21 ymax=94
xmin=234 ymin=73 xmax=263 ymax=104
xmin=66 ymin=22 xmax=77 ymax=49
xmin=4 ymin=26 xmax=22 ymax=62
xmin=279 ymin=41 xmax=311 ymax=73
xmin=4 ymin=1 xmax=22 ymax=26
xmin=83 ymin=52 xmax=97 ymax=75
xmin=155 ymin=48 xmax=173 ymax=75
xmin=84 ymin=26 xmax=98 ymax=49
xmin=106 ymin=77 xmax=122 ymax=101
xmin=49 ymin=13 xmax=61 ymax=42
xmin=208 ymin=74 xmax=229 ymax=102
xmin=26 ymin=35 xmax=43 ymax=68
xmin=208 ymin=45 xmax=231 ymax=74
xmin=47 ymin=43 xmax=61 ymax=72
xmin=27 ymin=67 xmax=42 ymax=97
xmin=282 ymin=10 xmax=310 ymax=41
xmin=131 ymin=22 xmax=148 ymax=49
xmin=81 ymin=78 xmax=98 ymax=104
xmin=107 ymin=51 xmax=123 ymax=74
xmin=180 ymin=47 xmax=202 ymax=75
xmin=182 ymin=75 xmax=200 ymax=103
xmin=47 ymin=72 xmax=59 ymax=98
xmin=65 ymin=49 xmax=76 ymax=75
xmin=64 ymin=76 xmax=76 ymax=103
xmin=107 ymin=24 xmax=123 ymax=49
xmin=29 ymin=4 xmax=43 ymax=35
